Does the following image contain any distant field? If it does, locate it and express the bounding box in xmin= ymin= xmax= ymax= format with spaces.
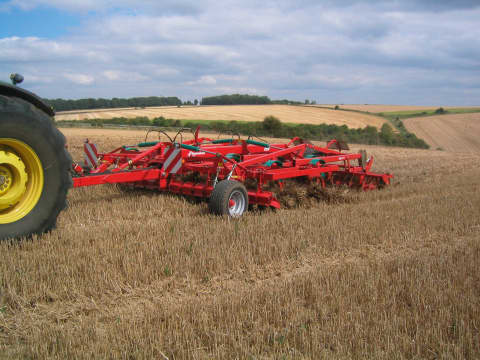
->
xmin=317 ymin=104 xmax=480 ymax=113
xmin=404 ymin=113 xmax=480 ymax=152
xmin=55 ymin=104 xmax=387 ymax=129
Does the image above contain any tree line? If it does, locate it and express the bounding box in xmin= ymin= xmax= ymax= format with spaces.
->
xmin=45 ymin=96 xmax=182 ymax=111
xmin=201 ymin=94 xmax=272 ymax=105
xmin=45 ymin=94 xmax=306 ymax=111
xmin=200 ymin=94 xmax=305 ymax=105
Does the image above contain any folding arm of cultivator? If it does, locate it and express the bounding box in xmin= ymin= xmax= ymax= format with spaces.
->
xmin=71 ymin=127 xmax=393 ymax=217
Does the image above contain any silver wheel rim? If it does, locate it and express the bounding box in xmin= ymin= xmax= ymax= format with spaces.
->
xmin=228 ymin=190 xmax=246 ymax=217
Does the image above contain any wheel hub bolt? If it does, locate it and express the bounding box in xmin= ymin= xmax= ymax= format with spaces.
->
xmin=0 ymin=175 xmax=5 ymax=186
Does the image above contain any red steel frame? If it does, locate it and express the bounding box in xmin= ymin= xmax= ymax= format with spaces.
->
xmin=72 ymin=128 xmax=393 ymax=209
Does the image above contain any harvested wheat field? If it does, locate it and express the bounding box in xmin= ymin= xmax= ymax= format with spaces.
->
xmin=404 ymin=112 xmax=480 ymax=153
xmin=1 ymin=127 xmax=480 ymax=359
xmin=317 ymin=104 xmax=480 ymax=113
xmin=57 ymin=106 xmax=147 ymax=115
xmin=55 ymin=104 xmax=386 ymax=129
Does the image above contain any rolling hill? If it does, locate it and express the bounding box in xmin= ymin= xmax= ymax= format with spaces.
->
xmin=404 ymin=113 xmax=480 ymax=152
xmin=55 ymin=104 xmax=387 ymax=129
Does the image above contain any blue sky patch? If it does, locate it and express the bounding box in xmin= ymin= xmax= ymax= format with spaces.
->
xmin=0 ymin=6 xmax=80 ymax=38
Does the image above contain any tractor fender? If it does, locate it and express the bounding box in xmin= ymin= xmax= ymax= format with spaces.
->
xmin=0 ymin=81 xmax=54 ymax=117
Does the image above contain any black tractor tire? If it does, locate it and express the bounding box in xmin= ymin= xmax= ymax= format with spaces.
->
xmin=0 ymin=95 xmax=72 ymax=240
xmin=208 ymin=180 xmax=248 ymax=217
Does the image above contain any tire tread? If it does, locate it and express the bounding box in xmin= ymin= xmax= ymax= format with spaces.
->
xmin=208 ymin=180 xmax=248 ymax=216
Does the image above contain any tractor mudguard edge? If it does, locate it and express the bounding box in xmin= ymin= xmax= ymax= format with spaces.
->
xmin=0 ymin=81 xmax=55 ymax=117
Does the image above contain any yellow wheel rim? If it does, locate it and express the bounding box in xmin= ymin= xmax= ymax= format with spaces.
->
xmin=0 ymin=138 xmax=44 ymax=224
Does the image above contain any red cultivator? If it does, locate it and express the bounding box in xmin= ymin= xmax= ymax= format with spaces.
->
xmin=72 ymin=127 xmax=393 ymax=217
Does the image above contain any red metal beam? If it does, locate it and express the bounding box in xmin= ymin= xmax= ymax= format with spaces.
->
xmin=73 ymin=169 xmax=161 ymax=187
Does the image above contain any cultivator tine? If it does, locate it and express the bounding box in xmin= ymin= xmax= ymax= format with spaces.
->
xmin=326 ymin=139 xmax=349 ymax=151
xmin=365 ymin=156 xmax=373 ymax=171
xmin=358 ymin=150 xmax=367 ymax=168
xmin=338 ymin=140 xmax=349 ymax=150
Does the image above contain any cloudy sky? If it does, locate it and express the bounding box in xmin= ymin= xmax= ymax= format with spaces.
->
xmin=1 ymin=0 xmax=479 ymax=105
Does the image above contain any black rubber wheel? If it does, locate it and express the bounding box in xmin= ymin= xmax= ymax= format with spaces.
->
xmin=0 ymin=95 xmax=72 ymax=240
xmin=208 ymin=180 xmax=248 ymax=217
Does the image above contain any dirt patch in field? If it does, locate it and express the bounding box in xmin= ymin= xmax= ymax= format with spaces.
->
xmin=404 ymin=112 xmax=480 ymax=152
xmin=265 ymin=179 xmax=358 ymax=208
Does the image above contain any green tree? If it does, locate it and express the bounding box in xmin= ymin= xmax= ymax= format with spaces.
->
xmin=380 ymin=123 xmax=394 ymax=145
xmin=263 ymin=115 xmax=282 ymax=133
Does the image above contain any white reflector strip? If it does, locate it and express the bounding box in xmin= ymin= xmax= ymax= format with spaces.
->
xmin=165 ymin=151 xmax=182 ymax=173
xmin=84 ymin=143 xmax=98 ymax=168
xmin=162 ymin=148 xmax=180 ymax=169
xmin=85 ymin=157 xmax=94 ymax=169
xmin=169 ymin=158 xmax=182 ymax=174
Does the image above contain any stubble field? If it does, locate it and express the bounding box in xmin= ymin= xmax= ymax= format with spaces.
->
xmin=317 ymin=104 xmax=480 ymax=113
xmin=404 ymin=112 xmax=480 ymax=152
xmin=1 ymin=127 xmax=479 ymax=359
xmin=55 ymin=105 xmax=386 ymax=129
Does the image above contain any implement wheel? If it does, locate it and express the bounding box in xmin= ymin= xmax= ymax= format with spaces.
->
xmin=0 ymin=95 xmax=72 ymax=240
xmin=209 ymin=180 xmax=248 ymax=217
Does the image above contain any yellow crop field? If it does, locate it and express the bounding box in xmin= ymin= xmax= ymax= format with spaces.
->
xmin=55 ymin=104 xmax=387 ymax=129
xmin=1 ymin=127 xmax=479 ymax=358
xmin=404 ymin=112 xmax=480 ymax=152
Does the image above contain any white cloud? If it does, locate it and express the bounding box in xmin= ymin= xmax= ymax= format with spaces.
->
xmin=63 ymin=73 xmax=94 ymax=85
xmin=199 ymin=76 xmax=216 ymax=85
xmin=22 ymin=74 xmax=54 ymax=84
xmin=102 ymin=70 xmax=148 ymax=82
xmin=187 ymin=75 xmax=217 ymax=86
xmin=103 ymin=70 xmax=120 ymax=81
xmin=213 ymin=86 xmax=262 ymax=95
